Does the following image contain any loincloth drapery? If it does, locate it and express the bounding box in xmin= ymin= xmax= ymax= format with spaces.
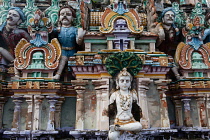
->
xmin=114 ymin=117 xmax=138 ymax=134
xmin=114 ymin=117 xmax=136 ymax=125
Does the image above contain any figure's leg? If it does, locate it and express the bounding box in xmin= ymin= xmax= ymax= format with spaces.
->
xmin=116 ymin=122 xmax=142 ymax=132
xmin=108 ymin=125 xmax=120 ymax=140
xmin=53 ymin=56 xmax=68 ymax=79
xmin=171 ymin=65 xmax=185 ymax=80
xmin=0 ymin=47 xmax=14 ymax=62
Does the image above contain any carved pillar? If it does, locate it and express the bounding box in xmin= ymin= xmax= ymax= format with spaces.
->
xmin=93 ymin=78 xmax=109 ymax=130
xmin=155 ymin=80 xmax=170 ymax=129
xmin=72 ymin=79 xmax=88 ymax=130
xmin=205 ymin=94 xmax=210 ymax=128
xmin=101 ymin=87 xmax=109 ymax=130
xmin=46 ymin=95 xmax=59 ymax=131
xmin=11 ymin=95 xmax=23 ymax=131
xmin=55 ymin=97 xmax=64 ymax=129
xmin=33 ymin=95 xmax=44 ymax=130
xmin=107 ymin=40 xmax=113 ymax=50
xmin=173 ymin=99 xmax=183 ymax=126
xmin=130 ymin=40 xmax=135 ymax=49
xmin=197 ymin=97 xmax=207 ymax=127
xmin=0 ymin=97 xmax=6 ymax=129
xmin=85 ymin=42 xmax=91 ymax=51
xmin=181 ymin=98 xmax=193 ymax=127
xmin=24 ymin=95 xmax=33 ymax=130
xmin=149 ymin=42 xmax=155 ymax=52
xmin=95 ymin=89 xmax=102 ymax=130
xmin=137 ymin=78 xmax=151 ymax=129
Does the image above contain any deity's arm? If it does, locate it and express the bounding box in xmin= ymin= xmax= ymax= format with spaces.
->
xmin=108 ymin=92 xmax=117 ymax=118
xmin=131 ymin=90 xmax=142 ymax=120
xmin=203 ymin=28 xmax=210 ymax=41
xmin=76 ymin=28 xmax=86 ymax=45
xmin=132 ymin=90 xmax=139 ymax=105
xmin=19 ymin=29 xmax=31 ymax=41
xmin=109 ymin=91 xmax=116 ymax=105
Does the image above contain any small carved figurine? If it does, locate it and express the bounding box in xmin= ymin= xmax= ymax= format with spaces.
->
xmin=108 ymin=68 xmax=142 ymax=140
xmin=0 ymin=7 xmax=31 ymax=65
xmin=53 ymin=6 xmax=86 ymax=79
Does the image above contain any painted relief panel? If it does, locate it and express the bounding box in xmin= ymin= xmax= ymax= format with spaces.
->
xmin=190 ymin=99 xmax=200 ymax=127
xmin=91 ymin=44 xmax=107 ymax=52
xmin=2 ymin=98 xmax=14 ymax=129
xmin=166 ymin=97 xmax=176 ymax=127
xmin=40 ymin=98 xmax=50 ymax=130
xmin=20 ymin=100 xmax=27 ymax=131
xmin=147 ymin=82 xmax=161 ymax=127
xmin=61 ymin=97 xmax=76 ymax=128
xmin=135 ymin=44 xmax=149 ymax=51
xmin=84 ymin=81 xmax=96 ymax=129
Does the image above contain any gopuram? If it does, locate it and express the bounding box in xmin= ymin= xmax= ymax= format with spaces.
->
xmin=0 ymin=0 xmax=209 ymax=139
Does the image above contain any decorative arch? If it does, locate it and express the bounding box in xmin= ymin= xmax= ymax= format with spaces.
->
xmin=100 ymin=8 xmax=143 ymax=34
xmin=175 ymin=42 xmax=210 ymax=69
xmin=14 ymin=38 xmax=61 ymax=70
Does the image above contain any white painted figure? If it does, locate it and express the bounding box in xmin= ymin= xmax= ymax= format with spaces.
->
xmin=108 ymin=68 xmax=142 ymax=140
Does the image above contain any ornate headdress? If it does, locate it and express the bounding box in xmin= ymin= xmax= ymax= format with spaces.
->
xmin=117 ymin=68 xmax=133 ymax=82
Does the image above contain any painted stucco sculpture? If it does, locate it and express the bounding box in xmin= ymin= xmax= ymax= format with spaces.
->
xmin=53 ymin=6 xmax=86 ymax=79
xmin=0 ymin=0 xmax=210 ymax=139
xmin=157 ymin=7 xmax=179 ymax=56
xmin=108 ymin=68 xmax=142 ymax=140
xmin=0 ymin=7 xmax=31 ymax=65
xmin=175 ymin=4 xmax=210 ymax=69
xmin=0 ymin=0 xmax=11 ymax=25
xmin=44 ymin=0 xmax=60 ymax=26
xmin=105 ymin=52 xmax=142 ymax=77
xmin=14 ymin=9 xmax=61 ymax=78
xmin=100 ymin=0 xmax=143 ymax=34
xmin=22 ymin=0 xmax=38 ymax=27
xmin=146 ymin=0 xmax=165 ymax=42
xmin=105 ymin=52 xmax=142 ymax=139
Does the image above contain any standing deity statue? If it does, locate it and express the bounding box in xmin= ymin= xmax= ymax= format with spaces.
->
xmin=157 ymin=7 xmax=179 ymax=57
xmin=53 ymin=6 xmax=86 ymax=79
xmin=154 ymin=7 xmax=183 ymax=80
xmin=0 ymin=7 xmax=31 ymax=65
xmin=108 ymin=68 xmax=142 ymax=140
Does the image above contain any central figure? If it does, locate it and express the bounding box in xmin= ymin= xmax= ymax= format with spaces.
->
xmin=108 ymin=68 xmax=142 ymax=140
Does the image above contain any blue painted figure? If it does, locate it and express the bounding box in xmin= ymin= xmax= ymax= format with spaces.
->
xmin=53 ymin=6 xmax=86 ymax=79
xmin=203 ymin=12 xmax=210 ymax=44
xmin=58 ymin=26 xmax=77 ymax=57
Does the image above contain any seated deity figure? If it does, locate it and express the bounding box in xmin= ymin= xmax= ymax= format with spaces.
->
xmin=108 ymin=68 xmax=142 ymax=140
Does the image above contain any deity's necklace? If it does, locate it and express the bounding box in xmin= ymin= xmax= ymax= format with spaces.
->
xmin=118 ymin=90 xmax=131 ymax=111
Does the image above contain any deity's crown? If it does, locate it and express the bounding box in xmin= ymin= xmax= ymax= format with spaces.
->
xmin=118 ymin=68 xmax=133 ymax=81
